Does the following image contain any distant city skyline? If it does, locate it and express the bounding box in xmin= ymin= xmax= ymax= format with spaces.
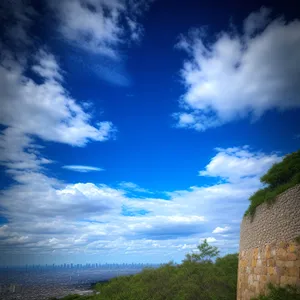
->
xmin=0 ymin=263 xmax=160 ymax=268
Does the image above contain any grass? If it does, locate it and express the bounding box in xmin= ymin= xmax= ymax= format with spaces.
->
xmin=244 ymin=150 xmax=300 ymax=217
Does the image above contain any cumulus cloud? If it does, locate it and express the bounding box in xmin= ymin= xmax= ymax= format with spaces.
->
xmin=174 ymin=7 xmax=300 ymax=131
xmin=199 ymin=146 xmax=282 ymax=183
xmin=49 ymin=0 xmax=151 ymax=57
xmin=62 ymin=165 xmax=105 ymax=172
xmin=126 ymin=215 xmax=206 ymax=240
xmin=0 ymin=49 xmax=115 ymax=148
xmin=1 ymin=174 xmax=125 ymax=221
xmin=212 ymin=226 xmax=230 ymax=234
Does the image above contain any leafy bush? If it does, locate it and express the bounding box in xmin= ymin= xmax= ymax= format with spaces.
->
xmin=251 ymin=283 xmax=300 ymax=300
xmin=245 ymin=150 xmax=300 ymax=217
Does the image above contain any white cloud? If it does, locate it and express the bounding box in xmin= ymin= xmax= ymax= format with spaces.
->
xmin=212 ymin=226 xmax=230 ymax=234
xmin=244 ymin=7 xmax=272 ymax=36
xmin=119 ymin=181 xmax=151 ymax=193
xmin=0 ymin=128 xmax=52 ymax=171
xmin=62 ymin=165 xmax=105 ymax=172
xmin=199 ymin=146 xmax=282 ymax=183
xmin=49 ymin=0 xmax=150 ymax=57
xmin=0 ymin=48 xmax=115 ymax=148
xmin=0 ymin=146 xmax=282 ymax=263
xmin=31 ymin=49 xmax=63 ymax=81
xmin=175 ymin=7 xmax=300 ymax=131
xmin=1 ymin=175 xmax=125 ymax=222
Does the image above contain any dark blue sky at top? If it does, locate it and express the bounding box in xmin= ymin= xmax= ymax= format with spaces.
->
xmin=34 ymin=0 xmax=300 ymax=192
xmin=0 ymin=0 xmax=299 ymax=199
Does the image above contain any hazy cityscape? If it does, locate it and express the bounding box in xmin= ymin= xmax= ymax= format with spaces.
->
xmin=0 ymin=264 xmax=160 ymax=299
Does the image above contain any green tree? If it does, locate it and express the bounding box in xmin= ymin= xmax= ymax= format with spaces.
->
xmin=183 ymin=239 xmax=220 ymax=263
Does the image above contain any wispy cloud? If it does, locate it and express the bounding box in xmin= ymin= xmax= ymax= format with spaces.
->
xmin=212 ymin=226 xmax=230 ymax=234
xmin=62 ymin=165 xmax=105 ymax=172
xmin=199 ymin=146 xmax=282 ymax=183
xmin=0 ymin=48 xmax=115 ymax=148
xmin=48 ymin=0 xmax=152 ymax=58
xmin=119 ymin=181 xmax=151 ymax=193
xmin=174 ymin=7 xmax=300 ymax=131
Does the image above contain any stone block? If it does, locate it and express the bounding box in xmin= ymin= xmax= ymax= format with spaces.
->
xmin=279 ymin=241 xmax=288 ymax=249
xmin=285 ymin=261 xmax=295 ymax=268
xmin=256 ymin=259 xmax=262 ymax=267
xmin=267 ymin=259 xmax=275 ymax=267
xmin=269 ymin=274 xmax=280 ymax=284
xmin=287 ymin=253 xmax=297 ymax=261
xmin=280 ymin=275 xmax=297 ymax=286
xmin=286 ymin=276 xmax=297 ymax=285
xmin=253 ymin=248 xmax=259 ymax=259
xmin=261 ymin=275 xmax=267 ymax=282
xmin=287 ymin=266 xmax=298 ymax=277
xmin=276 ymin=248 xmax=287 ymax=260
xmin=249 ymin=284 xmax=256 ymax=293
xmin=265 ymin=248 xmax=271 ymax=259
xmin=267 ymin=267 xmax=275 ymax=275
xmin=275 ymin=266 xmax=285 ymax=276
xmin=261 ymin=266 xmax=267 ymax=275
xmin=287 ymin=244 xmax=297 ymax=253
xmin=276 ymin=260 xmax=285 ymax=267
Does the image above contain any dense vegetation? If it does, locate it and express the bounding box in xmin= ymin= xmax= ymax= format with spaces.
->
xmin=245 ymin=149 xmax=300 ymax=217
xmin=56 ymin=240 xmax=239 ymax=300
xmin=251 ymin=283 xmax=300 ymax=300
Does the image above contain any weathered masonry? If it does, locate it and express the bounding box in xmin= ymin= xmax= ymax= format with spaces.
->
xmin=237 ymin=184 xmax=300 ymax=300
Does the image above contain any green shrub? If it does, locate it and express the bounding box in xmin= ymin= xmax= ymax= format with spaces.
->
xmin=245 ymin=150 xmax=300 ymax=217
xmin=251 ymin=283 xmax=300 ymax=300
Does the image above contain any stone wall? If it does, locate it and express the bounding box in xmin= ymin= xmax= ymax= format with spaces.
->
xmin=237 ymin=184 xmax=300 ymax=300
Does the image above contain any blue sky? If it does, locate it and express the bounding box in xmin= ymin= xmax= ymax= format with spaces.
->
xmin=0 ymin=0 xmax=300 ymax=266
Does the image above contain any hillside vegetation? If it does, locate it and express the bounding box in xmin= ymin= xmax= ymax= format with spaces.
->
xmin=56 ymin=240 xmax=239 ymax=300
xmin=245 ymin=149 xmax=300 ymax=216
xmin=55 ymin=239 xmax=300 ymax=300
